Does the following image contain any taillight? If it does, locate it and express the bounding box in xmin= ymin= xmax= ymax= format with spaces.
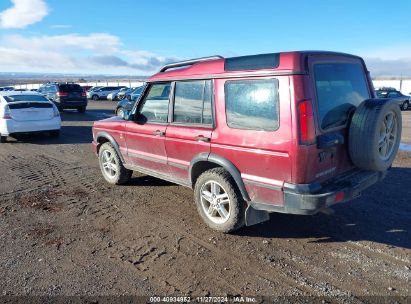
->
xmin=335 ymin=191 xmax=345 ymax=203
xmin=57 ymin=91 xmax=68 ymax=97
xmin=81 ymin=91 xmax=86 ymax=97
xmin=3 ymin=106 xmax=12 ymax=119
xmin=298 ymin=99 xmax=316 ymax=145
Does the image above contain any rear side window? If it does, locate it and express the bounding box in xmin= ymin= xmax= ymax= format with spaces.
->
xmin=173 ymin=80 xmax=212 ymax=125
xmin=59 ymin=84 xmax=83 ymax=92
xmin=314 ymin=63 xmax=370 ymax=130
xmin=225 ymin=79 xmax=279 ymax=131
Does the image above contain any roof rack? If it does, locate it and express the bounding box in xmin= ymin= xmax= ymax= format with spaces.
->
xmin=159 ymin=55 xmax=223 ymax=73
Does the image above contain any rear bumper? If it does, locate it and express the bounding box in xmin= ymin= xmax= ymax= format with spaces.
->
xmin=250 ymin=169 xmax=387 ymax=215
xmin=56 ymin=99 xmax=88 ymax=108
xmin=0 ymin=117 xmax=61 ymax=136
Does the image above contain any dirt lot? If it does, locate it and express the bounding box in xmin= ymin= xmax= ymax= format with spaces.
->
xmin=0 ymin=101 xmax=410 ymax=300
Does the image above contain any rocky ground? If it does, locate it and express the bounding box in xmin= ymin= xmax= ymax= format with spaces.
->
xmin=0 ymin=101 xmax=409 ymax=302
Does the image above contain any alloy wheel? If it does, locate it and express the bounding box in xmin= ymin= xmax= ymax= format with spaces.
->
xmin=101 ymin=150 xmax=118 ymax=178
xmin=200 ymin=180 xmax=231 ymax=224
xmin=378 ymin=111 xmax=398 ymax=161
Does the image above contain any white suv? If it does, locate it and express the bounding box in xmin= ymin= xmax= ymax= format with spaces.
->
xmin=87 ymin=86 xmax=126 ymax=101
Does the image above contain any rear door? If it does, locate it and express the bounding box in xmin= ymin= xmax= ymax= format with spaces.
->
xmin=307 ymin=55 xmax=373 ymax=181
xmin=211 ymin=77 xmax=292 ymax=206
xmin=165 ymin=80 xmax=214 ymax=182
xmin=125 ymin=82 xmax=171 ymax=174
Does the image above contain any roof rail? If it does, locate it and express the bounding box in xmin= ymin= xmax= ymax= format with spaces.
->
xmin=159 ymin=55 xmax=224 ymax=73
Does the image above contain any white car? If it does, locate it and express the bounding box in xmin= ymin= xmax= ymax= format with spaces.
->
xmin=0 ymin=91 xmax=61 ymax=143
xmin=87 ymin=86 xmax=126 ymax=100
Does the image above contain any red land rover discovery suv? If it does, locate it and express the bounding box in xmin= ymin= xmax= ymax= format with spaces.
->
xmin=92 ymin=51 xmax=402 ymax=233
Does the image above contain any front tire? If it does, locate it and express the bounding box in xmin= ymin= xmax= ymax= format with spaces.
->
xmin=402 ymin=101 xmax=409 ymax=111
xmin=116 ymin=107 xmax=124 ymax=117
xmin=98 ymin=142 xmax=132 ymax=185
xmin=92 ymin=95 xmax=99 ymax=101
xmin=194 ymin=168 xmax=245 ymax=233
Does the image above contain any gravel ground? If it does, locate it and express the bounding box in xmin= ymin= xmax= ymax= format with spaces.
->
xmin=0 ymin=101 xmax=410 ymax=301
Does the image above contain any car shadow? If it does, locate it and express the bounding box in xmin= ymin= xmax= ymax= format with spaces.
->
xmin=60 ymin=109 xmax=116 ymax=122
xmin=127 ymin=175 xmax=175 ymax=187
xmin=11 ymin=125 xmax=92 ymax=145
xmin=237 ymin=167 xmax=411 ymax=249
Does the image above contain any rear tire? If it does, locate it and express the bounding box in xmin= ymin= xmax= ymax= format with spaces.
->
xmin=194 ymin=168 xmax=245 ymax=233
xmin=349 ymin=99 xmax=402 ymax=171
xmin=92 ymin=95 xmax=99 ymax=101
xmin=0 ymin=135 xmax=7 ymax=143
xmin=78 ymin=106 xmax=86 ymax=113
xmin=402 ymin=101 xmax=409 ymax=111
xmin=98 ymin=142 xmax=132 ymax=185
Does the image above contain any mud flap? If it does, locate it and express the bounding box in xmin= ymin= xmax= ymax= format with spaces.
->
xmin=245 ymin=204 xmax=270 ymax=226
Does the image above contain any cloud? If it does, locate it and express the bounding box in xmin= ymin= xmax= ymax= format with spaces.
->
xmin=365 ymin=58 xmax=411 ymax=77
xmin=4 ymin=33 xmax=122 ymax=53
xmin=0 ymin=33 xmax=178 ymax=75
xmin=360 ymin=44 xmax=411 ymax=77
xmin=51 ymin=24 xmax=72 ymax=29
xmin=0 ymin=0 xmax=48 ymax=29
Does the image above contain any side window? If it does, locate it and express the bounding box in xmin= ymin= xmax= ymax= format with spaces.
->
xmin=138 ymin=82 xmax=171 ymax=123
xmin=388 ymin=92 xmax=399 ymax=97
xmin=225 ymin=79 xmax=279 ymax=131
xmin=173 ymin=80 xmax=213 ymax=125
xmin=49 ymin=85 xmax=57 ymax=93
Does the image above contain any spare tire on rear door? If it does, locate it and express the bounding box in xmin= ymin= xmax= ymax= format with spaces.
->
xmin=348 ymin=99 xmax=402 ymax=172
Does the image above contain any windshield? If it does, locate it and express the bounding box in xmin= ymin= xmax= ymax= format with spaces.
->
xmin=314 ymin=62 xmax=370 ymax=130
xmin=4 ymin=95 xmax=49 ymax=102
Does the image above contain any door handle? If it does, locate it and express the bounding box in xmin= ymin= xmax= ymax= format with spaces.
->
xmin=153 ymin=130 xmax=165 ymax=136
xmin=195 ymin=135 xmax=211 ymax=142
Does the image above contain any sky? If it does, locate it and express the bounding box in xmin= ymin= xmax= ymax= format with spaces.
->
xmin=0 ymin=0 xmax=410 ymax=76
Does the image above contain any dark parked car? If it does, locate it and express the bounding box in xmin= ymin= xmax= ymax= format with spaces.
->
xmin=92 ymin=52 xmax=402 ymax=233
xmin=128 ymin=86 xmax=145 ymax=101
xmin=0 ymin=87 xmax=14 ymax=91
xmin=376 ymin=87 xmax=409 ymax=110
xmin=114 ymin=86 xmax=144 ymax=117
xmin=38 ymin=82 xmax=88 ymax=113
xmin=115 ymin=98 xmax=136 ymax=117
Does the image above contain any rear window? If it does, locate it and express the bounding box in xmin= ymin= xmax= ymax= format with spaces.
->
xmin=225 ymin=79 xmax=279 ymax=131
xmin=314 ymin=63 xmax=370 ymax=130
xmin=4 ymin=95 xmax=49 ymax=102
xmin=59 ymin=84 xmax=83 ymax=92
xmin=8 ymin=103 xmax=53 ymax=109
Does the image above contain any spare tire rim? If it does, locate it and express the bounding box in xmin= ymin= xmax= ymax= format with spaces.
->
xmin=378 ymin=111 xmax=398 ymax=161
xmin=200 ymin=180 xmax=231 ymax=224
